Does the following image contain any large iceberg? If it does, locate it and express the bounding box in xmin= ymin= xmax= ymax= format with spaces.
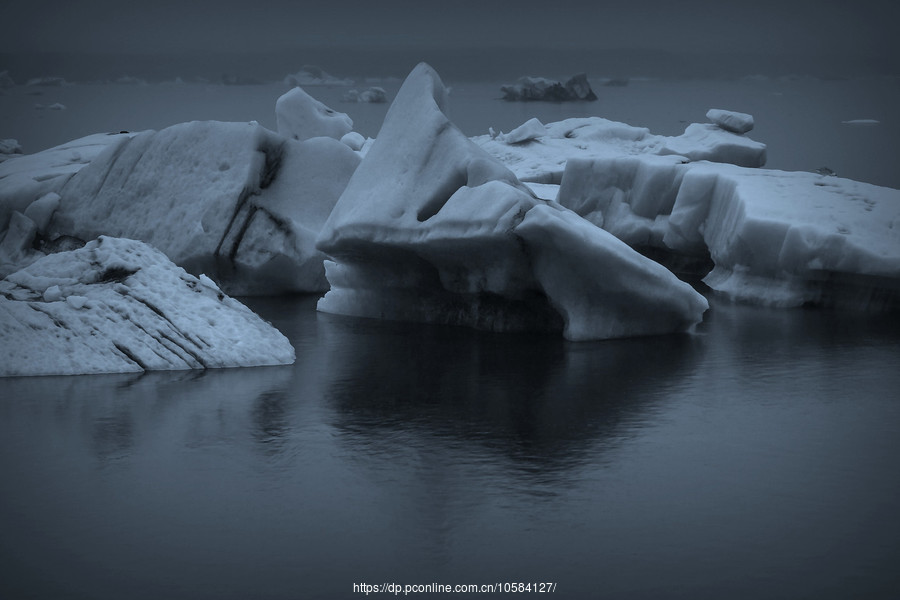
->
xmin=315 ymin=63 xmax=707 ymax=340
xmin=29 ymin=121 xmax=359 ymax=294
xmin=0 ymin=236 xmax=295 ymax=377
xmin=557 ymin=155 xmax=900 ymax=309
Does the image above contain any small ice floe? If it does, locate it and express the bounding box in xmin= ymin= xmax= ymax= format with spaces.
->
xmin=706 ymin=109 xmax=754 ymax=134
xmin=342 ymin=87 xmax=388 ymax=103
xmin=841 ymin=119 xmax=880 ymax=125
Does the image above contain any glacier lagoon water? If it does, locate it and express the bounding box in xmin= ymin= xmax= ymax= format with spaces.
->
xmin=2 ymin=76 xmax=899 ymax=188
xmin=1 ymin=295 xmax=899 ymax=599
xmin=2 ymin=75 xmax=899 ymax=598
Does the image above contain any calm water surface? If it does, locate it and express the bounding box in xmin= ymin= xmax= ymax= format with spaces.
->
xmin=2 ymin=296 xmax=899 ymax=599
xmin=2 ymin=76 xmax=898 ymax=188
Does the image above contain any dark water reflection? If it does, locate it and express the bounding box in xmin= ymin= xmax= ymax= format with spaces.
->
xmin=320 ymin=310 xmax=703 ymax=474
xmin=1 ymin=295 xmax=898 ymax=599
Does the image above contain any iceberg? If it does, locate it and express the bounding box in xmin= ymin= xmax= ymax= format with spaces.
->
xmin=315 ymin=63 xmax=707 ymax=340
xmin=41 ymin=120 xmax=359 ymax=295
xmin=658 ymin=123 xmax=766 ymax=168
xmin=283 ymin=65 xmax=353 ymax=87
xmin=706 ymin=109 xmax=754 ymax=134
xmin=0 ymin=236 xmax=295 ymax=377
xmin=342 ymin=87 xmax=389 ymax=103
xmin=557 ymin=156 xmax=900 ymax=309
xmin=0 ymin=139 xmax=22 ymax=161
xmin=497 ymin=118 xmax=547 ymax=145
xmin=275 ymin=86 xmax=354 ymax=141
xmin=501 ymin=74 xmax=597 ymax=102
xmin=474 ymin=113 xmax=767 ymax=186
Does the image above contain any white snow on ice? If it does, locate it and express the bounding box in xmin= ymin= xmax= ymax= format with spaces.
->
xmin=474 ymin=113 xmax=767 ymax=186
xmin=706 ymin=108 xmax=754 ymax=134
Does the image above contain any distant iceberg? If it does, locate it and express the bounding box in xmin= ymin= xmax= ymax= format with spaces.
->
xmin=283 ymin=65 xmax=353 ymax=86
xmin=342 ymin=87 xmax=388 ymax=103
xmin=501 ymin=74 xmax=597 ymax=102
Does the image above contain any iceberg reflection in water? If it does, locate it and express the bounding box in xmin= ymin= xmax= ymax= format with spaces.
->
xmin=1 ymin=295 xmax=899 ymax=599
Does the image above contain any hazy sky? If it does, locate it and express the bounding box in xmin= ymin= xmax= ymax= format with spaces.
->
xmin=3 ymin=0 xmax=897 ymax=58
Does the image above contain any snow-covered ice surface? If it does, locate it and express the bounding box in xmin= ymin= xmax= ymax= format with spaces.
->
xmin=706 ymin=108 xmax=754 ymax=134
xmin=275 ymin=86 xmax=354 ymax=141
xmin=0 ymin=236 xmax=295 ymax=377
xmin=557 ymin=155 xmax=900 ymax=309
xmin=473 ymin=114 xmax=767 ymax=186
xmin=343 ymin=87 xmax=389 ymax=103
xmin=0 ymin=132 xmax=132 ymax=232
xmin=316 ymin=63 xmax=708 ymax=340
xmin=40 ymin=120 xmax=359 ymax=294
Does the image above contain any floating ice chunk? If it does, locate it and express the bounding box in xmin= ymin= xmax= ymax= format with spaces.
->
xmin=316 ymin=63 xmax=707 ymax=340
xmin=275 ymin=87 xmax=353 ymax=141
xmin=500 ymin=118 xmax=546 ymax=144
xmin=841 ymin=119 xmax=880 ymax=125
xmin=557 ymin=155 xmax=900 ymax=309
xmin=659 ymin=123 xmax=766 ymax=167
xmin=501 ymin=74 xmax=597 ymax=102
xmin=283 ymin=65 xmax=353 ymax=86
xmin=0 ymin=138 xmax=22 ymax=160
xmin=706 ymin=108 xmax=754 ymax=133
xmin=49 ymin=121 xmax=359 ymax=294
xmin=343 ymin=87 xmax=388 ymax=103
xmin=0 ymin=236 xmax=295 ymax=377
xmin=474 ymin=114 xmax=766 ymax=184
xmin=515 ymin=205 xmax=709 ymax=340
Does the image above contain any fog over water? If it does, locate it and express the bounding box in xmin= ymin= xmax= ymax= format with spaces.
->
xmin=2 ymin=0 xmax=899 ymax=81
